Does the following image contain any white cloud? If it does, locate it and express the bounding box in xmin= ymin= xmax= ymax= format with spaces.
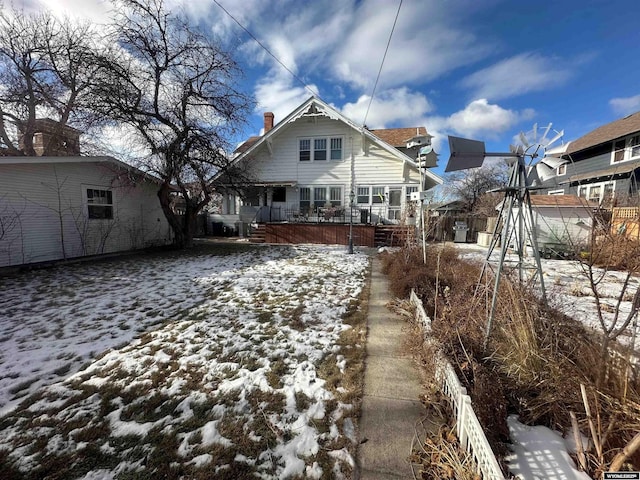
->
xmin=445 ymin=99 xmax=534 ymax=138
xmin=35 ymin=0 xmax=113 ymax=24
xmin=609 ymin=94 xmax=640 ymax=116
xmin=253 ymin=69 xmax=319 ymax=133
xmin=213 ymin=0 xmax=493 ymax=95
xmin=332 ymin=0 xmax=493 ymax=91
xmin=340 ymin=88 xmax=434 ymax=128
xmin=459 ymin=52 xmax=574 ymax=101
xmin=422 ymin=99 xmax=534 ymax=149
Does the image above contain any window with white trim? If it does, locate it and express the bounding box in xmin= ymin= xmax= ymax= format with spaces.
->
xmin=313 ymin=187 xmax=327 ymax=207
xmin=548 ymin=189 xmax=565 ymax=195
xmin=612 ymin=134 xmax=640 ymax=163
xmin=314 ymin=138 xmax=327 ymax=160
xmin=357 ymin=186 xmax=370 ymax=204
xmin=406 ymin=186 xmax=419 ymax=201
xmin=330 ymin=138 xmax=342 ymax=160
xmin=372 ymin=186 xmax=385 ymax=204
xmin=557 ymin=164 xmax=566 ymax=176
xmin=299 ymin=187 xmax=311 ymax=211
xmin=576 ymin=181 xmax=615 ymax=204
xmin=86 ymin=187 xmax=113 ymax=219
xmin=299 ymin=139 xmax=311 ymax=162
xmin=299 ymin=136 xmax=344 ymax=161
xmin=329 ymin=187 xmax=342 ymax=206
xmin=299 ymin=186 xmax=343 ymax=210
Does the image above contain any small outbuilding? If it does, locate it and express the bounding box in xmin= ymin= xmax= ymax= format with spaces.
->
xmin=0 ymin=156 xmax=173 ymax=268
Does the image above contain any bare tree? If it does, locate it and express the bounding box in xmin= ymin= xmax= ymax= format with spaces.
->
xmin=93 ymin=0 xmax=253 ymax=248
xmin=0 ymin=6 xmax=103 ymax=154
xmin=446 ymin=162 xmax=508 ymax=213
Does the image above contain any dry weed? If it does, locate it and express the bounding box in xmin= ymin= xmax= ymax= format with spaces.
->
xmin=383 ymin=244 xmax=640 ymax=474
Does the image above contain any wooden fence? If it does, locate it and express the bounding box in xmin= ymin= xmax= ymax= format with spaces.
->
xmin=427 ymin=215 xmax=488 ymax=243
xmin=611 ymin=207 xmax=640 ymax=238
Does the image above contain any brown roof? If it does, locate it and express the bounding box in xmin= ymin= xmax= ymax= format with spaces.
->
xmin=529 ymin=194 xmax=596 ymax=208
xmin=568 ymin=111 xmax=640 ymax=154
xmin=234 ymin=136 xmax=260 ymax=154
xmin=369 ymin=127 xmax=429 ymax=147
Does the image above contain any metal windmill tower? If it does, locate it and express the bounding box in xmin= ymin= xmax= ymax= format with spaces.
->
xmin=445 ymin=124 xmax=567 ymax=348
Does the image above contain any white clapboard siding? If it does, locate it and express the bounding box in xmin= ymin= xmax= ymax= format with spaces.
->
xmin=247 ymin=117 xmax=413 ymax=187
xmin=0 ymin=159 xmax=172 ymax=268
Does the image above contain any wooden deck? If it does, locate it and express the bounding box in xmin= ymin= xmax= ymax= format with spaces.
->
xmin=249 ymin=223 xmax=415 ymax=247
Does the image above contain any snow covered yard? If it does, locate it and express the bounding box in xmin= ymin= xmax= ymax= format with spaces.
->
xmin=457 ymin=245 xmax=640 ymax=349
xmin=0 ymin=243 xmax=370 ymax=479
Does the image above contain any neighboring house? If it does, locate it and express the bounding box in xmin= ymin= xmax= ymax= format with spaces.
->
xmin=0 ymin=156 xmax=173 ymax=268
xmin=214 ymin=97 xmax=442 ymax=236
xmin=428 ymin=200 xmax=467 ymax=216
xmin=505 ymin=195 xmax=596 ymax=253
xmin=536 ymin=111 xmax=640 ymax=206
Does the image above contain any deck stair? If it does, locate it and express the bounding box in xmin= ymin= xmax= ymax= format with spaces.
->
xmin=249 ymin=224 xmax=266 ymax=243
xmin=374 ymin=225 xmax=415 ymax=247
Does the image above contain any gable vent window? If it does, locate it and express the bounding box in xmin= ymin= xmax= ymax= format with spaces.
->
xmin=299 ymin=136 xmax=344 ymax=162
xmin=86 ymin=188 xmax=113 ymax=219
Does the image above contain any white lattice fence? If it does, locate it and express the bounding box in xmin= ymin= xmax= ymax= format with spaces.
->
xmin=410 ymin=290 xmax=505 ymax=480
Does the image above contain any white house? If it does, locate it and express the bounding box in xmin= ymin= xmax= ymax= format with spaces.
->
xmin=0 ymin=156 xmax=173 ymax=268
xmin=502 ymin=195 xmax=596 ymax=254
xmin=214 ymin=96 xmax=442 ymax=238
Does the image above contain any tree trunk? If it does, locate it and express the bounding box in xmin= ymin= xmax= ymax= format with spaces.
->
xmin=157 ymin=182 xmax=186 ymax=249
xmin=156 ymin=182 xmax=199 ymax=249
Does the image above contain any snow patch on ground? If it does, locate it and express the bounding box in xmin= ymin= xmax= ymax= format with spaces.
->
xmin=506 ymin=415 xmax=591 ymax=480
xmin=0 ymin=244 xmax=369 ymax=479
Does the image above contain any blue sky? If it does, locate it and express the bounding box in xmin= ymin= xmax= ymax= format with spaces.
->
xmin=33 ymin=0 xmax=640 ymax=178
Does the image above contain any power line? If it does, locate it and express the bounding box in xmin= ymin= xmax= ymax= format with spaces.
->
xmin=362 ymin=0 xmax=403 ymax=127
xmin=212 ymin=0 xmax=319 ymax=100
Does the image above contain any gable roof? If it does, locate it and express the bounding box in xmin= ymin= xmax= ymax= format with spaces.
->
xmin=231 ymin=96 xmax=442 ymax=186
xmin=568 ymin=111 xmax=640 ymax=154
xmin=369 ymin=127 xmax=430 ymax=148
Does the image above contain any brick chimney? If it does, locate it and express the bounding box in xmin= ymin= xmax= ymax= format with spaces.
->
xmin=264 ymin=112 xmax=274 ymax=133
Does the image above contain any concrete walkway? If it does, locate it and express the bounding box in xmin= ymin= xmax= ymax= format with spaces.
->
xmin=357 ymin=255 xmax=426 ymax=479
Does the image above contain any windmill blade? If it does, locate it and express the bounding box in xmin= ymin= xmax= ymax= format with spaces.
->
xmin=519 ymin=131 xmax=530 ymax=148
xmin=526 ymin=165 xmax=538 ymax=186
xmin=535 ymin=162 xmax=556 ymax=181
xmin=539 ymin=123 xmax=553 ymax=145
xmin=546 ymin=129 xmax=564 ymax=149
xmin=532 ymin=123 xmax=537 ymax=142
xmin=540 ymin=156 xmax=568 ymax=169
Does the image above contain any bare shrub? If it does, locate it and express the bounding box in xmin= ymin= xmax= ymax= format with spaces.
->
xmin=382 ymin=245 xmax=640 ymax=474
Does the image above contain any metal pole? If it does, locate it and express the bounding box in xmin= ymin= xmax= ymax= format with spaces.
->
xmin=348 ymin=192 xmax=354 ymax=254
